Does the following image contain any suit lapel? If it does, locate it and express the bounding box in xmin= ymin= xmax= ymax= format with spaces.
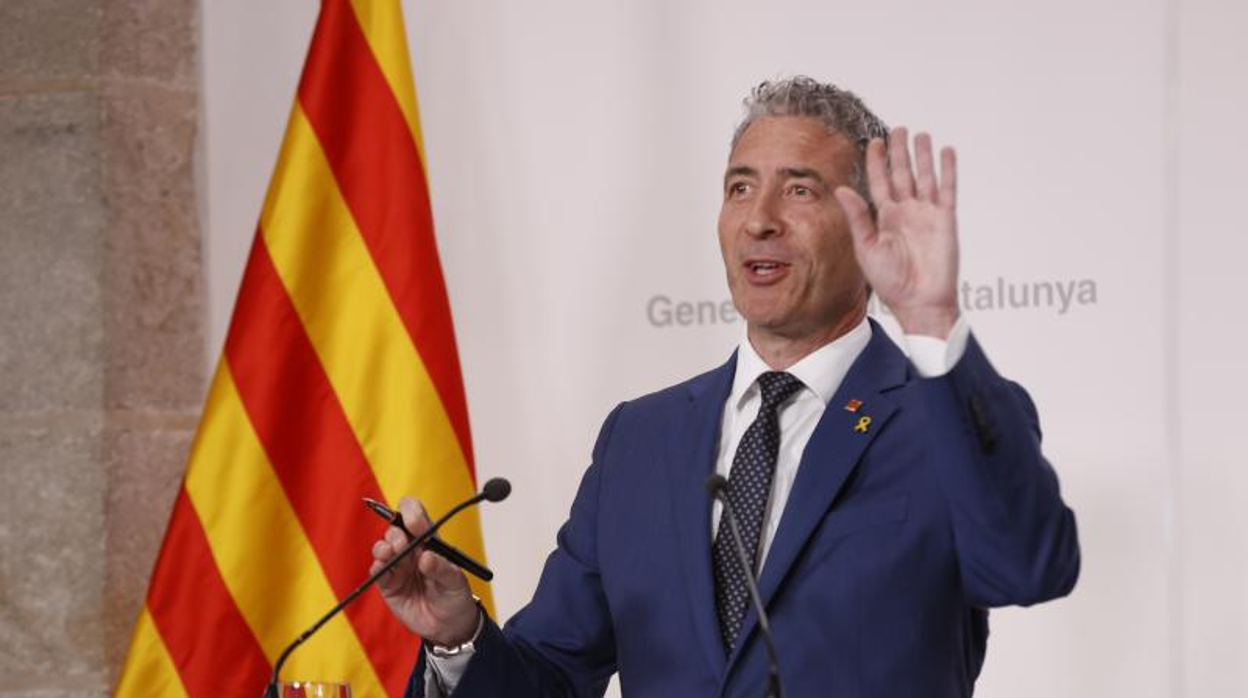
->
xmin=726 ymin=323 xmax=910 ymax=670
xmin=665 ymin=353 xmax=737 ymax=678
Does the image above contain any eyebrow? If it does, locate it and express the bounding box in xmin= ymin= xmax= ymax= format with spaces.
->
xmin=780 ymin=167 xmax=827 ymax=187
xmin=723 ymin=165 xmax=757 ymax=187
xmin=722 ymin=165 xmax=828 ymax=189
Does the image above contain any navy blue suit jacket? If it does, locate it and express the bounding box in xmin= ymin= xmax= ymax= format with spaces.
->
xmin=411 ymin=325 xmax=1080 ymax=697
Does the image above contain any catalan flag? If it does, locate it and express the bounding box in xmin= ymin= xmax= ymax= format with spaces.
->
xmin=115 ymin=1 xmax=490 ymax=695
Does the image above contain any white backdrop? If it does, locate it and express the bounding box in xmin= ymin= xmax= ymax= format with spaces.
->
xmin=201 ymin=1 xmax=1248 ymax=695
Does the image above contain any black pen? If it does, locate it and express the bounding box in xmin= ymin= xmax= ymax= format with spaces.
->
xmin=363 ymin=497 xmax=494 ymax=582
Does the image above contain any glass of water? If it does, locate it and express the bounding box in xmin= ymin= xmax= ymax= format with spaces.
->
xmin=276 ymin=681 xmax=351 ymax=697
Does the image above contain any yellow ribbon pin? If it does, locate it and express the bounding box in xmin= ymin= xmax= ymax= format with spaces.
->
xmin=853 ymin=416 xmax=872 ymax=433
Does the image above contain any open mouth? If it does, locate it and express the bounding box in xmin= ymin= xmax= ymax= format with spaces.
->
xmin=744 ymin=259 xmax=790 ymax=283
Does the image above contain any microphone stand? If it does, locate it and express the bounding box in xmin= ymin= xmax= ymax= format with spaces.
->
xmin=263 ymin=480 xmax=509 ymax=698
xmin=707 ymin=475 xmax=784 ymax=698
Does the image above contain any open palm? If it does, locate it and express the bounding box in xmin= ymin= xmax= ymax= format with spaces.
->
xmin=834 ymin=127 xmax=961 ymax=338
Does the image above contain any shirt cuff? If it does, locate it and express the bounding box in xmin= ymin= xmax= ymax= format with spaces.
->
xmin=423 ymin=610 xmax=485 ymax=696
xmin=903 ymin=315 xmax=970 ymax=378
xmin=424 ymin=652 xmax=472 ymax=698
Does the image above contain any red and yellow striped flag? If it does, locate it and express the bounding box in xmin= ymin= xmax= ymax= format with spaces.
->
xmin=115 ymin=1 xmax=490 ymax=695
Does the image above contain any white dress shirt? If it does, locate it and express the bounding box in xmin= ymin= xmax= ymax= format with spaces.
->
xmin=426 ymin=315 xmax=971 ymax=695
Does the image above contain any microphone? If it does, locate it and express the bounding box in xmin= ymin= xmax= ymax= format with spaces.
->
xmin=481 ymin=477 xmax=511 ymax=503
xmin=263 ymin=477 xmax=512 ymax=697
xmin=705 ymin=474 xmax=783 ymax=698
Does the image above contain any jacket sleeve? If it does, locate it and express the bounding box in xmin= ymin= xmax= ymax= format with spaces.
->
xmin=916 ymin=333 xmax=1081 ymax=608
xmin=405 ymin=404 xmax=626 ymax=698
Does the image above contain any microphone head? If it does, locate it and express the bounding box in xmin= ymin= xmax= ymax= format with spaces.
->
xmin=482 ymin=477 xmax=512 ymax=503
xmin=704 ymin=473 xmax=729 ymax=499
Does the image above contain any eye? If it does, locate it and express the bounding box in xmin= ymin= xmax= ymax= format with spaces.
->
xmin=788 ymin=184 xmax=814 ymax=198
xmin=726 ymin=181 xmax=751 ymax=198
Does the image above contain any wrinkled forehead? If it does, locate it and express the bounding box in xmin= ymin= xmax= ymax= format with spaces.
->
xmin=727 ymin=116 xmax=859 ymax=181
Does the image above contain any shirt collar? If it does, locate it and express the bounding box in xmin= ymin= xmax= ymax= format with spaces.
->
xmin=729 ymin=316 xmax=873 ymax=412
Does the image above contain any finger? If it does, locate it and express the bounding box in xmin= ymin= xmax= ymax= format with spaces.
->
xmin=938 ymin=146 xmax=957 ymax=209
xmin=374 ymin=526 xmax=419 ymax=576
xmin=383 ymin=525 xmax=409 ymax=549
xmin=398 ymin=496 xmax=432 ymax=538
xmin=374 ymin=534 xmax=418 ymax=575
xmin=888 ymin=127 xmax=915 ymax=200
xmin=369 ymin=549 xmax=404 ymax=576
xmin=417 ymin=549 xmax=470 ymax=594
xmin=369 ymin=558 xmax=385 ymax=577
xmin=914 ymin=132 xmax=937 ymax=203
xmin=371 ymin=539 xmax=406 ymax=588
xmin=373 ymin=551 xmax=416 ymax=594
xmin=863 ymin=137 xmax=890 ymax=206
xmin=372 ymin=538 xmax=395 ymax=563
xmin=373 ymin=533 xmax=424 ymax=585
xmin=834 ymin=186 xmax=877 ymax=247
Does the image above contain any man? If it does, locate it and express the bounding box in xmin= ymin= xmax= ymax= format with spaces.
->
xmin=371 ymin=76 xmax=1080 ymax=697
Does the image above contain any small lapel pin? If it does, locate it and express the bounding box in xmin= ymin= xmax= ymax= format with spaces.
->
xmin=853 ymin=415 xmax=872 ymax=434
xmin=844 ymin=399 xmax=863 ymax=413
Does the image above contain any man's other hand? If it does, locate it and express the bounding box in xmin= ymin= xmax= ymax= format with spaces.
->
xmin=369 ymin=496 xmax=480 ymax=647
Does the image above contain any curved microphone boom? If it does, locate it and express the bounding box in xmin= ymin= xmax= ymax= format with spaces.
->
xmin=705 ymin=474 xmax=784 ymax=698
xmin=263 ymin=477 xmax=512 ymax=698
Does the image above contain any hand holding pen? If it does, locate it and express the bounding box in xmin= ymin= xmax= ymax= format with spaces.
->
xmin=363 ymin=497 xmax=494 ymax=582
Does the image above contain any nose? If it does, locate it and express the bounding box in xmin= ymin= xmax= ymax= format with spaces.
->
xmin=744 ymin=189 xmax=781 ymax=239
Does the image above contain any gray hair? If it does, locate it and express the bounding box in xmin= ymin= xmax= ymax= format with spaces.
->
xmin=731 ymin=76 xmax=889 ymax=203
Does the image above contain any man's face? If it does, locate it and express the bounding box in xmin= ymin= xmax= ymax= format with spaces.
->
xmin=718 ymin=116 xmax=867 ymax=344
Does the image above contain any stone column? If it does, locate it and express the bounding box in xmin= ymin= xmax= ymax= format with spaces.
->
xmin=0 ymin=2 xmax=204 ymax=696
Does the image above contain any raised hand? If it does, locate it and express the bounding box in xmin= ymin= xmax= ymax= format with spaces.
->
xmin=833 ymin=127 xmax=960 ymax=338
xmin=370 ymin=496 xmax=480 ymax=646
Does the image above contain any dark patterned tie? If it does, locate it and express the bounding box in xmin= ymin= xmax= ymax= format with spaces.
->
xmin=712 ymin=371 xmax=805 ymax=651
